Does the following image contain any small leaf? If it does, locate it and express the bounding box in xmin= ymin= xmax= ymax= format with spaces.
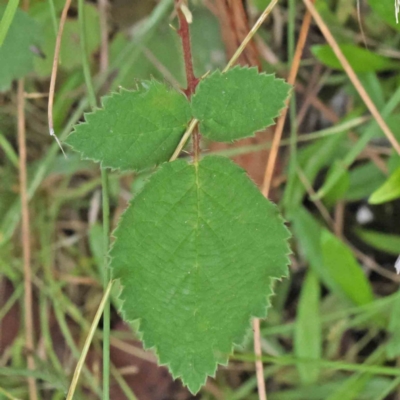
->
xmin=322 ymin=161 xmax=349 ymax=207
xmin=321 ymin=230 xmax=374 ymax=306
xmin=345 ymin=163 xmax=385 ymax=202
xmin=191 ymin=66 xmax=291 ymax=142
xmin=355 ymin=229 xmax=400 ymax=256
xmin=292 ymin=208 xmax=374 ymax=306
xmin=312 ymin=44 xmax=397 ymax=73
xmin=369 ymin=166 xmax=400 ymax=204
xmin=66 ymin=81 xmax=191 ymax=171
xmin=0 ymin=6 xmax=41 ymax=91
xmin=387 ymin=290 xmax=400 ymax=358
xmin=111 ymin=156 xmax=290 ymax=393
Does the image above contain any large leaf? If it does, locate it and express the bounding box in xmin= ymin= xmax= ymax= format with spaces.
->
xmin=312 ymin=44 xmax=397 ymax=73
xmin=110 ymin=156 xmax=290 ymax=393
xmin=0 ymin=6 xmax=40 ymax=91
xmin=66 ymin=81 xmax=191 ymax=171
xmin=191 ymin=66 xmax=291 ymax=142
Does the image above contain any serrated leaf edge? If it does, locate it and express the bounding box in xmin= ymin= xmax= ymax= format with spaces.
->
xmin=65 ymin=80 xmax=189 ymax=172
xmin=192 ymin=66 xmax=292 ymax=143
xmin=108 ymin=157 xmax=292 ymax=394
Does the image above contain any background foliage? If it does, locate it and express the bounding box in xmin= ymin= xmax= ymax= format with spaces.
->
xmin=1 ymin=0 xmax=400 ymax=399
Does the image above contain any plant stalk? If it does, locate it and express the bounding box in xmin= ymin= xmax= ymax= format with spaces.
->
xmin=176 ymin=1 xmax=200 ymax=161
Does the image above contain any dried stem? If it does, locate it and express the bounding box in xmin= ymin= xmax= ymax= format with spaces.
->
xmin=251 ymin=4 xmax=314 ymax=399
xmin=47 ymin=0 xmax=73 ymax=156
xmin=223 ymin=0 xmax=278 ymax=72
xmin=302 ymin=0 xmax=400 ymax=155
xmin=98 ymin=0 xmax=109 ymax=75
xmin=17 ymin=79 xmax=38 ymax=400
xmin=252 ymin=318 xmax=267 ymax=400
xmin=261 ymin=1 xmax=314 ymax=196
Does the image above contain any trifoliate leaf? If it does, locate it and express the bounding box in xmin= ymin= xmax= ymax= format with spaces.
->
xmin=66 ymin=81 xmax=191 ymax=171
xmin=111 ymin=155 xmax=290 ymax=393
xmin=191 ymin=67 xmax=291 ymax=142
xmin=0 ymin=6 xmax=41 ymax=91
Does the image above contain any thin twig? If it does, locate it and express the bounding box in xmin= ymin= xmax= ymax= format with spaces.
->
xmin=303 ymin=0 xmax=400 ymax=155
xmin=252 ymin=318 xmax=267 ymax=400
xmin=356 ymin=0 xmax=368 ymax=49
xmin=66 ymin=281 xmax=113 ymax=400
xmin=17 ymin=79 xmax=38 ymax=400
xmin=223 ymin=0 xmax=278 ymax=72
xmin=261 ymin=2 xmax=314 ymax=196
xmin=47 ymin=0 xmax=73 ymax=157
xmin=170 ymin=118 xmax=198 ymax=161
xmin=255 ymin=7 xmax=314 ymax=397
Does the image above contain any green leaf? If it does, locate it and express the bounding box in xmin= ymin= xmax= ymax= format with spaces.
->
xmin=284 ymin=129 xmax=347 ymax=215
xmin=66 ymin=81 xmax=191 ymax=171
xmin=387 ymin=291 xmax=400 ymax=358
xmin=110 ymin=156 xmax=290 ymax=393
xmin=292 ymin=207 xmax=359 ymax=302
xmin=344 ymin=163 xmax=385 ymax=202
xmin=368 ymin=0 xmax=400 ymax=30
xmin=322 ymin=161 xmax=349 ymax=207
xmin=369 ymin=166 xmax=400 ymax=204
xmin=191 ymin=66 xmax=291 ymax=142
xmin=321 ymin=230 xmax=374 ymax=306
xmin=295 ymin=271 xmax=321 ymax=384
xmin=0 ymin=6 xmax=40 ymax=91
xmin=311 ymin=44 xmax=397 ymax=73
xmin=0 ymin=0 xmax=19 ymax=46
xmin=355 ymin=229 xmax=400 ymax=256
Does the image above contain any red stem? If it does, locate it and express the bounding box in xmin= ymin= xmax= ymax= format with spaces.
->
xmin=176 ymin=5 xmax=199 ymax=98
xmin=176 ymin=2 xmax=200 ymax=161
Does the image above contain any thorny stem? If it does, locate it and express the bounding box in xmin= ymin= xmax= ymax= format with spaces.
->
xmin=175 ymin=1 xmax=200 ymax=161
